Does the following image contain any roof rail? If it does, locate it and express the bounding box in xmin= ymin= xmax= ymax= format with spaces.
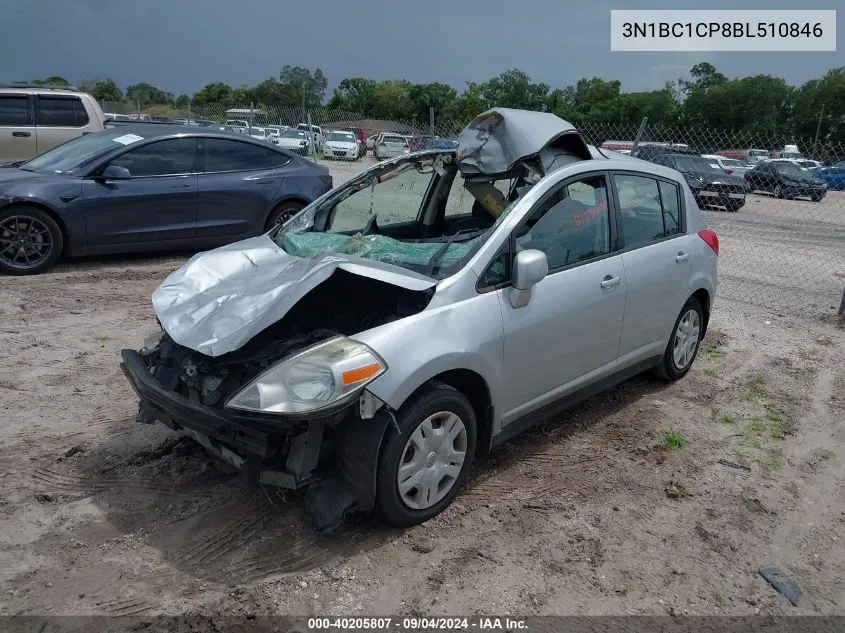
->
xmin=0 ymin=83 xmax=81 ymax=91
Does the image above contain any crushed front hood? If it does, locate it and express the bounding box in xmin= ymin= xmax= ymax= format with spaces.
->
xmin=152 ymin=235 xmax=436 ymax=357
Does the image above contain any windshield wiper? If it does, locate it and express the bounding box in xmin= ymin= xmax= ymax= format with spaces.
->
xmin=424 ymin=229 xmax=480 ymax=277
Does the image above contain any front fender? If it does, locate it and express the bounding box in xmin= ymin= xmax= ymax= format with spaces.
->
xmin=351 ymin=291 xmax=505 ymax=425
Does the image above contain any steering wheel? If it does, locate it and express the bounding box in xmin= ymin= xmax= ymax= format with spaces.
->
xmin=363 ymin=214 xmax=381 ymax=236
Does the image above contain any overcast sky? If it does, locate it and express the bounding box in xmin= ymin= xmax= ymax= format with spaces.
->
xmin=1 ymin=0 xmax=841 ymax=96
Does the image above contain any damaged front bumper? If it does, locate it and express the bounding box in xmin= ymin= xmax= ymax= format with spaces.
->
xmin=120 ymin=347 xmax=392 ymax=531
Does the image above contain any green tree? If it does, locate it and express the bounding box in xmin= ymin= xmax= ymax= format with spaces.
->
xmin=792 ymin=67 xmax=845 ymax=145
xmin=409 ymin=82 xmax=458 ymax=121
xmin=442 ymin=81 xmax=489 ymax=124
xmin=478 ymin=69 xmax=549 ymax=110
xmin=279 ymin=66 xmax=327 ymax=106
xmin=327 ymin=77 xmax=379 ymax=113
xmin=192 ymin=82 xmax=234 ymax=106
xmin=126 ymin=82 xmax=171 ymax=106
xmin=78 ymin=78 xmax=123 ymax=102
xmin=30 ymin=76 xmax=71 ymax=86
xmin=174 ymin=94 xmax=190 ymax=108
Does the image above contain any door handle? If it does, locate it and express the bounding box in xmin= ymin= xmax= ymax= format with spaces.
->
xmin=600 ymin=275 xmax=622 ymax=289
xmin=12 ymin=131 xmax=31 ymax=138
xmin=675 ymin=252 xmax=690 ymax=263
xmin=170 ymin=184 xmax=192 ymax=189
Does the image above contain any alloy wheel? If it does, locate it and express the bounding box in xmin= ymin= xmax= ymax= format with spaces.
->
xmin=672 ymin=309 xmax=701 ymax=370
xmin=397 ymin=411 xmax=468 ymax=510
xmin=0 ymin=215 xmax=54 ymax=271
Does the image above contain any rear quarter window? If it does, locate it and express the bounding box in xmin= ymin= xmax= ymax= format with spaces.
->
xmin=36 ymin=96 xmax=89 ymax=127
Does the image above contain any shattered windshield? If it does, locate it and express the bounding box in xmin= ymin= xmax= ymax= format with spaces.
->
xmin=274 ymin=154 xmax=519 ymax=279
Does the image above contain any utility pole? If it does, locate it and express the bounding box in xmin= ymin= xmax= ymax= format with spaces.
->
xmin=812 ymin=103 xmax=825 ymax=160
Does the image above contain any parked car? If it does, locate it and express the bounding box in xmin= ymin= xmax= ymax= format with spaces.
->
xmin=794 ymin=159 xmax=822 ymax=170
xmin=247 ymin=127 xmax=267 ymax=140
xmin=336 ymin=127 xmax=367 ymax=157
xmin=700 ymin=154 xmax=750 ymax=178
xmin=778 ymin=144 xmax=804 ymax=160
xmin=0 ymin=125 xmax=332 ymax=275
xmin=805 ymin=166 xmax=845 ymax=191
xmin=323 ymin=131 xmax=359 ymax=161
xmin=120 ymin=108 xmax=718 ymax=531
xmin=366 ymin=134 xmax=378 ymax=153
xmin=265 ymin=125 xmax=289 ymax=138
xmin=225 ymin=119 xmax=250 ymax=129
xmin=296 ymin=123 xmax=324 ymax=151
xmin=373 ymin=133 xmax=411 ymax=160
xmin=0 ymin=85 xmax=107 ymax=162
xmin=105 ymin=113 xmax=133 ymax=122
xmin=630 ymin=143 xmax=697 ymax=163
xmin=744 ymin=159 xmax=828 ymax=201
xmin=651 ymin=153 xmax=746 ymax=211
xmin=275 ymin=129 xmax=313 ymax=155
xmin=715 ymin=149 xmax=769 ymax=164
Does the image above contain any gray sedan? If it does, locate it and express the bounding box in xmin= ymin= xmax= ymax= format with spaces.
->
xmin=0 ymin=125 xmax=332 ymax=274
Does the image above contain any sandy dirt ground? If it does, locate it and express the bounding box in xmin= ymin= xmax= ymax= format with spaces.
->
xmin=0 ymin=160 xmax=844 ymax=620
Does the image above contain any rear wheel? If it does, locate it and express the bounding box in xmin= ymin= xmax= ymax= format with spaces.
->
xmin=264 ymin=201 xmax=305 ymax=232
xmin=374 ymin=382 xmax=477 ymax=528
xmin=811 ymin=194 xmax=823 ymax=202
xmin=0 ymin=206 xmax=64 ymax=275
xmin=653 ymin=297 xmax=703 ymax=381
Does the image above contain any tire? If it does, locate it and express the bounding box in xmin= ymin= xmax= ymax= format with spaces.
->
xmin=374 ymin=381 xmax=477 ymax=528
xmin=264 ymin=201 xmax=305 ymax=232
xmin=652 ymin=297 xmax=704 ymax=381
xmin=774 ymin=184 xmax=784 ymax=199
xmin=811 ymin=194 xmax=823 ymax=202
xmin=0 ymin=205 xmax=64 ymax=275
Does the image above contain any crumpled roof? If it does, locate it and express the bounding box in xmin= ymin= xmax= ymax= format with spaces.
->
xmin=456 ymin=107 xmax=590 ymax=177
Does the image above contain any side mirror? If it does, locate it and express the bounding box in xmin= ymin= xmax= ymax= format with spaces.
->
xmin=509 ymin=249 xmax=548 ymax=309
xmin=101 ymin=165 xmax=131 ymax=180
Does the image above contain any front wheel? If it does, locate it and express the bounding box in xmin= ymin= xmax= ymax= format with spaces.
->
xmin=374 ymin=382 xmax=477 ymax=528
xmin=264 ymin=201 xmax=304 ymax=232
xmin=0 ymin=206 xmax=64 ymax=275
xmin=653 ymin=297 xmax=704 ymax=381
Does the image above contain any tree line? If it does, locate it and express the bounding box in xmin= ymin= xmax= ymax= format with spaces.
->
xmin=22 ymin=63 xmax=845 ymax=143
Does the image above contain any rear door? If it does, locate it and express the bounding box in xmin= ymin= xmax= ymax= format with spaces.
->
xmin=0 ymin=93 xmax=36 ymax=161
xmin=195 ymin=137 xmax=287 ymax=239
xmin=82 ymin=137 xmax=199 ymax=246
xmin=612 ymin=172 xmax=694 ymax=365
xmin=34 ymin=94 xmax=92 ymax=154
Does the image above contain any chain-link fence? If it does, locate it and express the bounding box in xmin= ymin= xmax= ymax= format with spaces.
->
xmin=102 ymin=101 xmax=845 ymax=318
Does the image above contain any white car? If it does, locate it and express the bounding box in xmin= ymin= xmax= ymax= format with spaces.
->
xmin=275 ymin=129 xmax=313 ymax=155
xmin=297 ymin=123 xmax=324 ymax=151
xmin=323 ymin=131 xmax=359 ymax=161
xmin=248 ymin=127 xmax=267 ymax=140
xmin=366 ymin=134 xmax=378 ymax=153
xmin=265 ymin=125 xmax=288 ymax=138
xmin=701 ymin=154 xmax=751 ymax=178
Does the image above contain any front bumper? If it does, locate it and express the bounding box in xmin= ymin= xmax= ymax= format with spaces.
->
xmin=120 ymin=349 xmax=286 ymax=458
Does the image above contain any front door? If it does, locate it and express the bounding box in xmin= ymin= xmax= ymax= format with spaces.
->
xmin=82 ymin=137 xmax=198 ymax=246
xmin=496 ymin=173 xmax=626 ymax=425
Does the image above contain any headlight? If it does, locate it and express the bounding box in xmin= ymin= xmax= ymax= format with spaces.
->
xmin=225 ymin=337 xmax=387 ymax=414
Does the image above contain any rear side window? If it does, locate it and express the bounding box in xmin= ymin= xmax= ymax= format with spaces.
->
xmin=614 ymin=174 xmax=682 ymax=248
xmin=0 ymin=95 xmax=30 ymax=126
xmin=36 ymin=96 xmax=89 ymax=127
xmin=204 ymin=138 xmax=289 ymax=172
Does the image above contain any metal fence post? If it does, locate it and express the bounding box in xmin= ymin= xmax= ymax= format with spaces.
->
xmin=429 ymin=106 xmax=435 ymax=137
xmin=631 ymin=117 xmax=648 ymax=154
xmin=307 ymin=112 xmax=318 ymax=162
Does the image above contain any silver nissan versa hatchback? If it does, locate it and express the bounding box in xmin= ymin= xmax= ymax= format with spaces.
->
xmin=121 ymin=108 xmax=719 ymax=531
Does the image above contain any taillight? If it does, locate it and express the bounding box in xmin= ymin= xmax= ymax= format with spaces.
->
xmin=698 ymin=230 xmax=719 ymax=255
xmin=320 ymin=174 xmax=333 ymax=188
xmin=403 ymin=144 xmax=409 ymax=149
xmin=725 ymin=168 xmax=734 ymax=174
xmin=378 ymin=141 xmax=386 ymax=146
